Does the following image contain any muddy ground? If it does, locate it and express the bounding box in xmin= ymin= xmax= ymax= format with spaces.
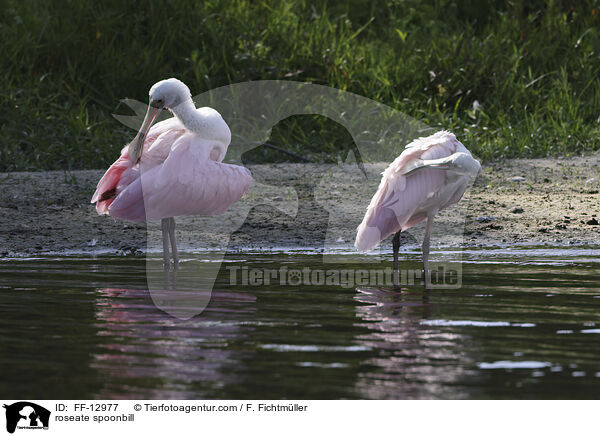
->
xmin=1 ymin=154 xmax=599 ymax=257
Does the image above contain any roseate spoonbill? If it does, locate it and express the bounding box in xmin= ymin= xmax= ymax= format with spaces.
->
xmin=355 ymin=131 xmax=480 ymax=288
xmin=91 ymin=78 xmax=252 ymax=266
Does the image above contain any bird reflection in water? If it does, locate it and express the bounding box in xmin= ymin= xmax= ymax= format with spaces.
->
xmin=92 ymin=266 xmax=256 ymax=399
xmin=355 ymin=286 xmax=433 ymax=320
xmin=353 ymin=286 xmax=477 ymax=399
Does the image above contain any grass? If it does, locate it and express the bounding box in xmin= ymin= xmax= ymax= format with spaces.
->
xmin=1 ymin=0 xmax=600 ymax=171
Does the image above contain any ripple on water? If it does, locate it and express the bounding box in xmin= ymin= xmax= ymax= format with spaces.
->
xmin=297 ymin=362 xmax=349 ymax=368
xmin=259 ymin=344 xmax=371 ymax=352
xmin=420 ymin=320 xmax=536 ymax=328
xmin=477 ymin=361 xmax=552 ymax=369
xmin=422 ymin=320 xmax=509 ymax=327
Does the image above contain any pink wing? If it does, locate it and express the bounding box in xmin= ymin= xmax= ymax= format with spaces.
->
xmin=355 ymin=131 xmax=461 ymax=251
xmin=108 ymin=153 xmax=252 ymax=221
xmin=91 ymin=117 xmax=185 ymax=211
xmin=92 ymin=119 xmax=252 ymax=221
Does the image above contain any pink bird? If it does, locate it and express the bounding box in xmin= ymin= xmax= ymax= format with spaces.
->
xmin=91 ymin=78 xmax=252 ymax=266
xmin=355 ymin=131 xmax=480 ymax=288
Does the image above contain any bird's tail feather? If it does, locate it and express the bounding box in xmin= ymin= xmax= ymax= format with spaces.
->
xmin=91 ymin=154 xmax=131 ymax=214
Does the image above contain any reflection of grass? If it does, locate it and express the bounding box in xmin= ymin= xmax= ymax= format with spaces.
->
xmin=1 ymin=0 xmax=599 ymax=170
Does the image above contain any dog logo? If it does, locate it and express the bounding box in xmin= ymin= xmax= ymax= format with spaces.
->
xmin=3 ymin=402 xmax=50 ymax=434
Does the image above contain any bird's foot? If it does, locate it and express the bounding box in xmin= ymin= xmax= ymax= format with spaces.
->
xmin=393 ymin=269 xmax=400 ymax=289
xmin=423 ymin=268 xmax=432 ymax=290
xmin=163 ymin=258 xmax=179 ymax=271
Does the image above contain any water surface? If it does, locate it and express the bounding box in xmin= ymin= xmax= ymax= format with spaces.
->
xmin=1 ymin=248 xmax=599 ymax=399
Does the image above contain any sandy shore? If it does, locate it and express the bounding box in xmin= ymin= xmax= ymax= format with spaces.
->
xmin=1 ymin=155 xmax=599 ymax=257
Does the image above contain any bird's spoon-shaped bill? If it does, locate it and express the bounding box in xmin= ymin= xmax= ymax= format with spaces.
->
xmin=128 ymin=99 xmax=164 ymax=164
xmin=399 ymin=152 xmax=476 ymax=176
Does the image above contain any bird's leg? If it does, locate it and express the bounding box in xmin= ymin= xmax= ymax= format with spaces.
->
xmin=392 ymin=231 xmax=401 ymax=288
xmin=161 ymin=218 xmax=170 ymax=269
xmin=168 ymin=217 xmax=179 ymax=268
xmin=422 ymin=213 xmax=435 ymax=290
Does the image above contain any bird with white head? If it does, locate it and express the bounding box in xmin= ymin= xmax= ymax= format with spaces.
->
xmin=91 ymin=78 xmax=252 ymax=266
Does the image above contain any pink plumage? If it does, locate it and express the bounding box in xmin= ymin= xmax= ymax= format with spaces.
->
xmin=355 ymin=131 xmax=477 ymax=252
xmin=92 ymin=78 xmax=253 ymax=265
xmin=92 ymin=87 xmax=252 ymax=223
xmin=91 ymin=131 xmax=252 ymax=222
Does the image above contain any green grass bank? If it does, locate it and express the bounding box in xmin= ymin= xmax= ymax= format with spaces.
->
xmin=1 ymin=0 xmax=599 ymax=171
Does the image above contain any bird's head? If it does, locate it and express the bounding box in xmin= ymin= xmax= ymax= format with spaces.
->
xmin=129 ymin=78 xmax=192 ymax=164
xmin=148 ymin=78 xmax=192 ymax=111
xmin=450 ymin=152 xmax=481 ymax=176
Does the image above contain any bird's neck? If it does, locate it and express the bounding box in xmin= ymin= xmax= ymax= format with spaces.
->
xmin=170 ymin=99 xmax=200 ymax=133
xmin=168 ymin=98 xmax=230 ymax=161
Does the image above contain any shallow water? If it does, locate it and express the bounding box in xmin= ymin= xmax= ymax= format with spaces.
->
xmin=1 ymin=248 xmax=599 ymax=399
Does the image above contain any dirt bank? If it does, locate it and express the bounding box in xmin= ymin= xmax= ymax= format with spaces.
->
xmin=1 ymin=155 xmax=599 ymax=257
